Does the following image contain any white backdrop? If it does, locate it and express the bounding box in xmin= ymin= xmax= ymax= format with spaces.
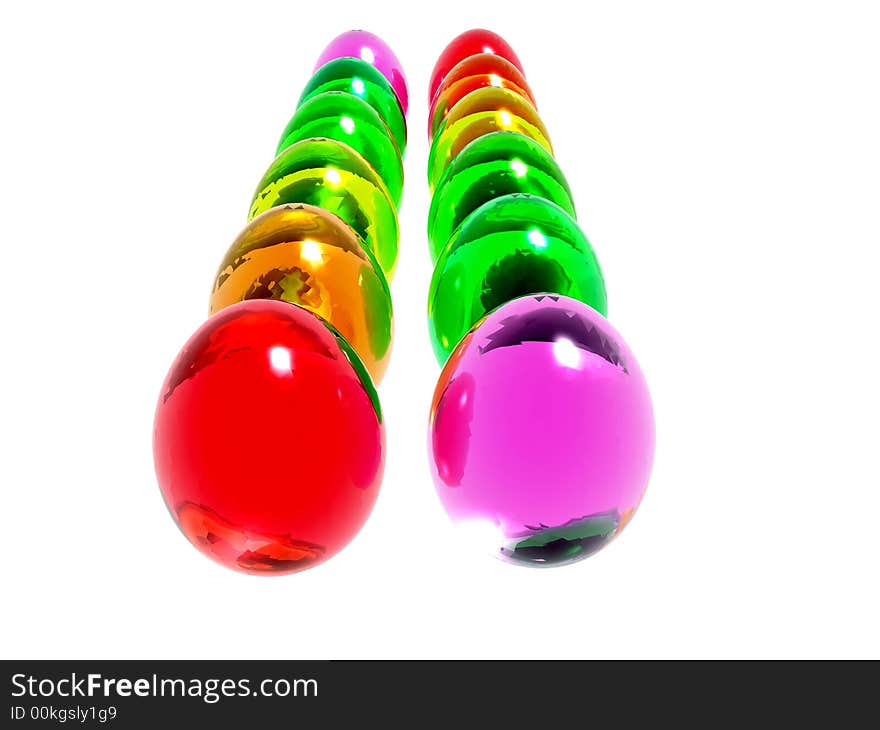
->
xmin=1 ymin=0 xmax=878 ymax=659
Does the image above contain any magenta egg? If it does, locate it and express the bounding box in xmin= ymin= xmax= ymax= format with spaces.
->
xmin=428 ymin=294 xmax=655 ymax=567
xmin=314 ymin=30 xmax=408 ymax=115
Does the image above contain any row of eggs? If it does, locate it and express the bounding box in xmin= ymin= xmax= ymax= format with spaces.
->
xmin=153 ymin=31 xmax=410 ymax=574
xmin=424 ymin=30 xmax=655 ymax=566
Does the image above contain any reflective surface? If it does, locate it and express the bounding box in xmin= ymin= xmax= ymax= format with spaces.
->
xmin=154 ymin=299 xmax=385 ymax=575
xmin=250 ymin=138 xmax=399 ymax=279
xmin=429 ymin=74 xmax=534 ymax=140
xmin=429 ymin=294 xmax=654 ymax=567
xmin=300 ymin=57 xmax=407 ymax=153
xmin=211 ymin=204 xmax=393 ymax=384
xmin=277 ymin=92 xmax=403 ymax=208
xmin=430 ymin=54 xmax=535 ymax=127
xmin=428 ymin=109 xmax=553 ymax=191
xmin=314 ymin=30 xmax=408 ymax=115
xmin=428 ymin=132 xmax=576 ymax=263
xmin=435 ymin=87 xmax=549 ymax=143
xmin=428 ymin=29 xmax=524 ymax=103
xmin=429 ymin=194 xmax=606 ymax=363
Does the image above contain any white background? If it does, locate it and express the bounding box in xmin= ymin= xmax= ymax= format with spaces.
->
xmin=1 ymin=1 xmax=878 ymax=659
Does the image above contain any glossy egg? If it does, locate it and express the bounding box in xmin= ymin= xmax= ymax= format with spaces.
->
xmin=428 ymin=131 xmax=575 ymax=263
xmin=154 ymin=299 xmax=385 ymax=575
xmin=428 ymin=194 xmax=606 ymax=363
xmin=429 ymin=294 xmax=654 ymax=567
xmin=430 ymin=54 xmax=535 ymax=128
xmin=435 ymin=86 xmax=548 ymax=141
xmin=250 ymin=138 xmax=399 ymax=279
xmin=314 ymin=30 xmax=408 ymax=114
xmin=429 ymin=74 xmax=534 ymax=141
xmin=428 ymin=104 xmax=553 ymax=190
xmin=210 ymin=203 xmax=393 ymax=384
xmin=428 ymin=28 xmax=525 ymax=103
xmin=300 ymin=57 xmax=407 ymax=153
xmin=277 ymin=91 xmax=403 ymax=208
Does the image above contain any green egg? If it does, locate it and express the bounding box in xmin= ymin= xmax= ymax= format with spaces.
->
xmin=428 ymin=131 xmax=576 ymax=264
xmin=300 ymin=58 xmax=407 ymax=154
xmin=428 ymin=194 xmax=606 ymax=364
xmin=278 ymin=91 xmax=403 ymax=208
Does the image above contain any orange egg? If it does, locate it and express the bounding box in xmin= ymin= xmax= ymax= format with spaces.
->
xmin=427 ymin=89 xmax=553 ymax=190
xmin=429 ymin=53 xmax=536 ymax=138
xmin=209 ymin=204 xmax=393 ymax=384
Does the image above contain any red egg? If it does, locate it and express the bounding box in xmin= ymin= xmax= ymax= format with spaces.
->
xmin=428 ymin=29 xmax=525 ymax=103
xmin=153 ymin=299 xmax=385 ymax=575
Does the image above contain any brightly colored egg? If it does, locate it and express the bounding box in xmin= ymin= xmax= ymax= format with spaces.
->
xmin=314 ymin=30 xmax=408 ymax=115
xmin=300 ymin=57 xmax=407 ymax=153
xmin=434 ymin=86 xmax=550 ymax=145
xmin=277 ymin=92 xmax=404 ymax=208
xmin=428 ymin=131 xmax=575 ymax=263
xmin=429 ymin=76 xmax=534 ymax=141
xmin=429 ymin=54 xmax=535 ymax=127
xmin=428 ymin=28 xmax=525 ymax=103
xmin=250 ymin=138 xmax=399 ymax=279
xmin=428 ymin=104 xmax=553 ymax=190
xmin=429 ymin=294 xmax=654 ymax=567
xmin=428 ymin=194 xmax=606 ymax=364
xmin=154 ymin=298 xmax=385 ymax=575
xmin=210 ymin=204 xmax=393 ymax=384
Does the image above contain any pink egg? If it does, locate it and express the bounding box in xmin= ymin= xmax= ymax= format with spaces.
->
xmin=314 ymin=30 xmax=408 ymax=115
xmin=429 ymin=294 xmax=655 ymax=567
